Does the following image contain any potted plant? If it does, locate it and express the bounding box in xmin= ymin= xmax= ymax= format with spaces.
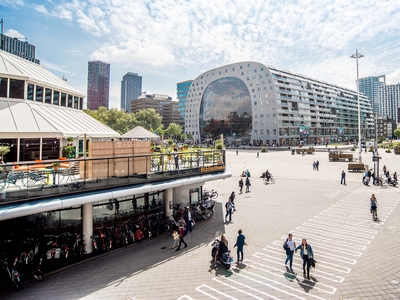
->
xmin=0 ymin=145 xmax=10 ymax=162
xmin=52 ymin=162 xmax=60 ymax=170
xmin=67 ymin=137 xmax=74 ymax=146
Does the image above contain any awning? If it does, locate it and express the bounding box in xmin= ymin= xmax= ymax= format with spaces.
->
xmin=0 ymin=100 xmax=120 ymax=138
xmin=121 ymin=126 xmax=160 ymax=139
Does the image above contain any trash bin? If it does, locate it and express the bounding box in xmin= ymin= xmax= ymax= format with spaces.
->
xmin=291 ymin=150 xmax=295 ymax=155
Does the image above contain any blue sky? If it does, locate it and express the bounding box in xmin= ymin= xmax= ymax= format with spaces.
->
xmin=2 ymin=0 xmax=400 ymax=109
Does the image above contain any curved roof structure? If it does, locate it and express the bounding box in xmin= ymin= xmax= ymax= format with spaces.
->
xmin=0 ymin=99 xmax=120 ymax=138
xmin=0 ymin=50 xmax=84 ymax=96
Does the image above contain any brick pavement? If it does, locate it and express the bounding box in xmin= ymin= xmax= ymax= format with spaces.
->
xmin=2 ymin=147 xmax=400 ymax=299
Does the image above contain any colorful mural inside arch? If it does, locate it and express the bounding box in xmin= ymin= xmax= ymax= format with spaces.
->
xmin=199 ymin=77 xmax=252 ymax=141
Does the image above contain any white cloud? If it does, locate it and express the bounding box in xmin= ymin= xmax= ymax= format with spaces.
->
xmin=34 ymin=4 xmax=48 ymax=14
xmin=21 ymin=0 xmax=400 ymax=104
xmin=1 ymin=0 xmax=24 ymax=8
xmin=387 ymin=69 xmax=400 ymax=85
xmin=41 ymin=60 xmax=77 ymax=76
xmin=4 ymin=29 xmax=25 ymax=39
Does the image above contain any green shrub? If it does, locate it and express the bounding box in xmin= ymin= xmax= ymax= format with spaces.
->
xmin=261 ymin=147 xmax=266 ymax=153
xmin=350 ymin=147 xmax=356 ymax=151
xmin=386 ymin=149 xmax=392 ymax=153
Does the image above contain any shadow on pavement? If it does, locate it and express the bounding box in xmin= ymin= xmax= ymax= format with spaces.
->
xmin=1 ymin=202 xmax=227 ymax=299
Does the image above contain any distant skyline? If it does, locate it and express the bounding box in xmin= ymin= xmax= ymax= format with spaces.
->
xmin=2 ymin=0 xmax=400 ymax=109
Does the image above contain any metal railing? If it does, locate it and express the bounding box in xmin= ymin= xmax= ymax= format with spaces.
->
xmin=0 ymin=150 xmax=226 ymax=204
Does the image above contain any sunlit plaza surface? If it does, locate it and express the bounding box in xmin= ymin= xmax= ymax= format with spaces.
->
xmin=2 ymin=146 xmax=400 ymax=300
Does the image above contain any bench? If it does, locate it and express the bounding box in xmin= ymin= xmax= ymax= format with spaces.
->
xmin=348 ymin=163 xmax=365 ymax=172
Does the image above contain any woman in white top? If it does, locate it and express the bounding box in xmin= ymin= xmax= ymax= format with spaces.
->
xmin=295 ymin=239 xmax=314 ymax=280
xmin=283 ymin=233 xmax=296 ymax=272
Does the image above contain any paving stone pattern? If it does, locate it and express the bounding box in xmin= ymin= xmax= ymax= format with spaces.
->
xmin=2 ymin=147 xmax=400 ymax=299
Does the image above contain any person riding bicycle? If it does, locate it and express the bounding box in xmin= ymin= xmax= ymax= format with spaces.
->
xmin=264 ymin=170 xmax=271 ymax=182
xmin=370 ymin=194 xmax=378 ymax=217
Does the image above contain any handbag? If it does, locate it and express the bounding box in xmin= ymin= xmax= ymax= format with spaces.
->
xmin=310 ymin=258 xmax=317 ymax=269
xmin=283 ymin=238 xmax=288 ymax=251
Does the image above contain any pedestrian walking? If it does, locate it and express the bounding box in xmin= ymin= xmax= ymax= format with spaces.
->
xmin=257 ymin=152 xmax=259 ymax=158
xmin=283 ymin=233 xmax=296 ymax=272
xmin=184 ymin=206 xmax=192 ymax=233
xmin=233 ymin=229 xmax=246 ymax=263
xmin=229 ymin=191 xmax=236 ymax=211
xmin=341 ymin=170 xmax=346 ymax=185
xmin=174 ymin=148 xmax=179 ymax=170
xmin=315 ymin=160 xmax=319 ymax=171
xmin=383 ymin=165 xmax=387 ymax=177
xmin=245 ymin=177 xmax=251 ymax=192
xmin=295 ymin=239 xmax=314 ymax=280
xmin=225 ymin=198 xmax=233 ymax=222
xmin=312 ymin=161 xmax=316 ymax=170
xmin=236 ymin=150 xmax=238 ymax=156
xmin=171 ymin=230 xmax=179 ymax=249
xmin=175 ymin=225 xmax=187 ymax=251
xmin=238 ymin=178 xmax=243 ymax=194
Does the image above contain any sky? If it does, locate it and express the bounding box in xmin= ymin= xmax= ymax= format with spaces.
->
xmin=1 ymin=0 xmax=400 ymax=109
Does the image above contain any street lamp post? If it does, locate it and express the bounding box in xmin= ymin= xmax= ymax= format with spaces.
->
xmin=351 ymin=50 xmax=364 ymax=163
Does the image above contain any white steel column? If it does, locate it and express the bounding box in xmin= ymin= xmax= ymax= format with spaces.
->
xmin=165 ymin=188 xmax=173 ymax=218
xmin=17 ymin=138 xmax=20 ymax=162
xmin=82 ymin=203 xmax=93 ymax=255
xmin=39 ymin=138 xmax=43 ymax=160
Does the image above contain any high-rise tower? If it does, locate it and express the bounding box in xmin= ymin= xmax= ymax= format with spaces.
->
xmin=120 ymin=72 xmax=142 ymax=112
xmin=87 ymin=60 xmax=110 ymax=110
xmin=358 ymin=75 xmax=386 ymax=115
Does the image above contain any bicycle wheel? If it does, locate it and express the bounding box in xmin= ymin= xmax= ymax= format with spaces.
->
xmin=205 ymin=209 xmax=213 ymax=218
xmin=211 ymin=191 xmax=218 ymax=200
xmin=270 ymin=178 xmax=275 ymax=184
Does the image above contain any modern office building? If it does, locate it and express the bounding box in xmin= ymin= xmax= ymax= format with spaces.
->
xmin=0 ymin=20 xmax=40 ymax=64
xmin=130 ymin=92 xmax=180 ymax=128
xmin=177 ymin=80 xmax=193 ymax=131
xmin=121 ymin=72 xmax=142 ymax=112
xmin=87 ymin=60 xmax=110 ymax=110
xmin=185 ymin=61 xmax=375 ymax=146
xmin=378 ymin=83 xmax=400 ymax=123
xmin=358 ymin=75 xmax=386 ymax=115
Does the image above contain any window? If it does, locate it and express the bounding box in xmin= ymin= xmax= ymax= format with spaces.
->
xmin=248 ymin=63 xmax=250 ymax=67
xmin=0 ymin=77 xmax=8 ymax=97
xmin=232 ymin=68 xmax=235 ymax=71
xmin=79 ymin=98 xmax=84 ymax=109
xmin=53 ymin=91 xmax=60 ymax=105
xmin=273 ymin=129 xmax=277 ymax=135
xmin=61 ymin=92 xmax=66 ymax=106
xmin=45 ymin=88 xmax=52 ymax=104
xmin=67 ymin=95 xmax=73 ymax=107
xmin=74 ymin=96 xmax=79 ymax=109
xmin=9 ymin=79 xmax=24 ymax=99
xmin=36 ymin=86 xmax=43 ymax=102
xmin=261 ymin=67 xmax=264 ymax=71
xmin=254 ymin=101 xmax=257 ymax=105
xmin=27 ymin=84 xmax=34 ymax=100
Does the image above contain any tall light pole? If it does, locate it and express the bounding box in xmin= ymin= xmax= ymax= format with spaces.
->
xmin=351 ymin=50 xmax=364 ymax=163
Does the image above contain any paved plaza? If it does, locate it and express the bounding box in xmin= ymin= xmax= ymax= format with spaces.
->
xmin=2 ymin=147 xmax=400 ymax=300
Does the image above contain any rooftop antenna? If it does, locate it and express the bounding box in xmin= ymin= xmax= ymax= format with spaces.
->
xmin=62 ymin=75 xmax=68 ymax=82
xmin=0 ymin=19 xmax=3 ymax=51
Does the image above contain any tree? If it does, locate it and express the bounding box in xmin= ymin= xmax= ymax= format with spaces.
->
xmin=134 ymin=108 xmax=163 ymax=132
xmin=165 ymin=123 xmax=182 ymax=139
xmin=84 ymin=107 xmax=137 ymax=134
xmin=394 ymin=128 xmax=400 ymax=140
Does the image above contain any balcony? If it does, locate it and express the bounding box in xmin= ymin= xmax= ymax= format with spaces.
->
xmin=0 ymin=150 xmax=226 ymax=205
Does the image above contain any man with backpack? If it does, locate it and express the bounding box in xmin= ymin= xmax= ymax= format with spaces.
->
xmin=175 ymin=225 xmax=187 ymax=251
xmin=225 ymin=198 xmax=233 ymax=222
xmin=238 ymin=178 xmax=243 ymax=194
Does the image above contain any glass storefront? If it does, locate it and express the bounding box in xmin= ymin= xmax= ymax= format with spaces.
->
xmin=200 ymin=77 xmax=252 ymax=141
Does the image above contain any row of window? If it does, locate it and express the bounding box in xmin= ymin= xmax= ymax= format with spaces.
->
xmin=0 ymin=77 xmax=83 ymax=109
